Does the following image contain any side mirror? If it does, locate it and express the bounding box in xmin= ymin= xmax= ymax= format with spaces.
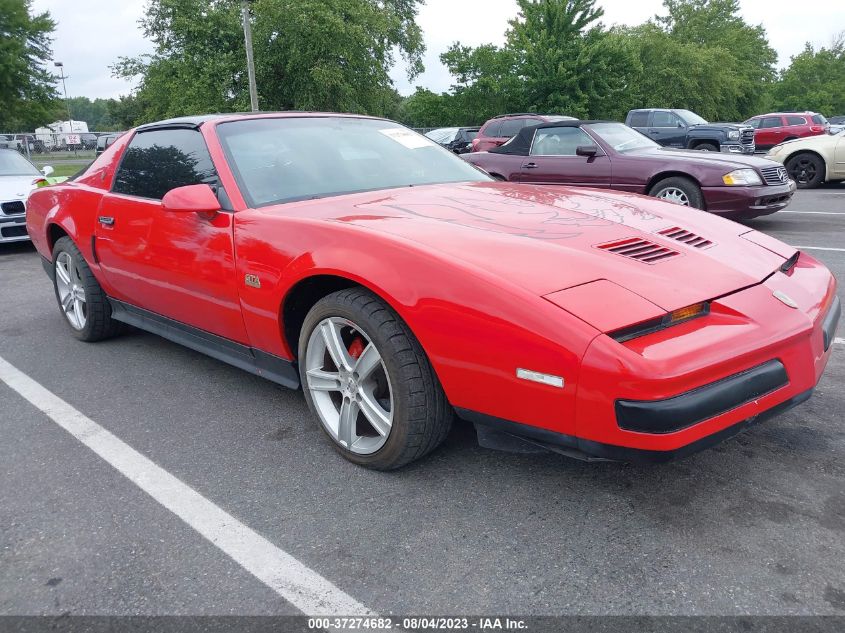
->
xmin=41 ymin=165 xmax=54 ymax=176
xmin=575 ymin=145 xmax=599 ymax=157
xmin=677 ymin=121 xmax=686 ymax=128
xmin=162 ymin=184 xmax=220 ymax=214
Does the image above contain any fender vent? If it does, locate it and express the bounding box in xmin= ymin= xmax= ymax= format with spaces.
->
xmin=657 ymin=226 xmax=713 ymax=249
xmin=596 ymin=237 xmax=680 ymax=263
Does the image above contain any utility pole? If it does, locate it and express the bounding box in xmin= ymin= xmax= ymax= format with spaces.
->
xmin=241 ymin=1 xmax=259 ymax=112
xmin=54 ymin=61 xmax=72 ymax=126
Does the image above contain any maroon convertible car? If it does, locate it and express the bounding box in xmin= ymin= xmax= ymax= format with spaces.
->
xmin=463 ymin=121 xmax=796 ymax=220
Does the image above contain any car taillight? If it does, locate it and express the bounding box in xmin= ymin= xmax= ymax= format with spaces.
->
xmin=810 ymin=126 xmax=823 ymax=132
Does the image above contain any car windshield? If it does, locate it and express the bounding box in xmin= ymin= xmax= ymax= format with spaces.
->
xmin=0 ymin=150 xmax=39 ymax=176
xmin=425 ymin=128 xmax=459 ymax=143
xmin=465 ymin=129 xmax=479 ymax=140
xmin=675 ymin=110 xmax=709 ymax=126
xmin=217 ymin=117 xmax=489 ymax=207
xmin=587 ymin=122 xmax=659 ymax=152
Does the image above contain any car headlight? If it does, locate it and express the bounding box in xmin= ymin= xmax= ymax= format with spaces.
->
xmin=722 ymin=169 xmax=762 ymax=186
xmin=727 ymin=130 xmax=741 ymax=140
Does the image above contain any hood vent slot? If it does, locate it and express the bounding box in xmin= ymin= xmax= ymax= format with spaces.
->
xmin=658 ymin=226 xmax=713 ymax=249
xmin=596 ymin=238 xmax=680 ymax=264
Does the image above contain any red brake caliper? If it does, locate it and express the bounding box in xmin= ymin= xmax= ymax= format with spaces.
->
xmin=347 ymin=337 xmax=365 ymax=360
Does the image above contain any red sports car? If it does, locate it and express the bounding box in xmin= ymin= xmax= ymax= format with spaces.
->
xmin=26 ymin=113 xmax=839 ymax=469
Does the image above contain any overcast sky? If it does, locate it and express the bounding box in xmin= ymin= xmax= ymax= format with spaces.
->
xmin=31 ymin=0 xmax=845 ymax=100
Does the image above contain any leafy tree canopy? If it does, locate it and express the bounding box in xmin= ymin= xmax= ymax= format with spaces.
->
xmin=0 ymin=0 xmax=59 ymax=130
xmin=113 ymin=0 xmax=425 ymax=125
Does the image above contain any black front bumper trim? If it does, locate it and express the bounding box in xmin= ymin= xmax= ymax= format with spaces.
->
xmin=615 ymin=359 xmax=788 ymax=434
xmin=458 ymin=388 xmax=812 ymax=463
xmin=822 ymin=295 xmax=841 ymax=352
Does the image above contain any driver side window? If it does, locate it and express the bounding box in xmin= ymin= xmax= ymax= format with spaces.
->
xmin=530 ymin=127 xmax=594 ymax=156
xmin=113 ymin=128 xmax=218 ymax=200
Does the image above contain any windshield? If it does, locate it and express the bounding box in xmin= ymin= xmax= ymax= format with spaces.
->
xmin=587 ymin=123 xmax=659 ymax=152
xmin=0 ymin=150 xmax=39 ymax=177
xmin=675 ymin=110 xmax=709 ymax=126
xmin=425 ymin=128 xmax=459 ymax=143
xmin=217 ymin=117 xmax=489 ymax=207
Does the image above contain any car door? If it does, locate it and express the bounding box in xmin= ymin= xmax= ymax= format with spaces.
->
xmin=648 ymin=111 xmax=686 ymax=148
xmin=834 ymin=133 xmax=845 ymax=177
xmin=519 ymin=126 xmax=612 ymax=188
xmin=94 ymin=127 xmax=249 ymax=343
xmin=757 ymin=116 xmax=785 ymax=148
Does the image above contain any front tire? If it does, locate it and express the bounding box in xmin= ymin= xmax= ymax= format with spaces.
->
xmin=694 ymin=142 xmax=719 ymax=152
xmin=786 ymin=153 xmax=825 ymax=188
xmin=649 ymin=176 xmax=705 ymax=209
xmin=298 ymin=288 xmax=452 ymax=470
xmin=52 ymin=236 xmax=122 ymax=342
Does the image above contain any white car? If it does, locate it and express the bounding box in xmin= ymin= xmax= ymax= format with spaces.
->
xmin=0 ymin=149 xmax=53 ymax=244
xmin=765 ymin=129 xmax=845 ymax=188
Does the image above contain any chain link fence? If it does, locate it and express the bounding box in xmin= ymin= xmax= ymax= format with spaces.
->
xmin=0 ymin=131 xmax=127 ymax=163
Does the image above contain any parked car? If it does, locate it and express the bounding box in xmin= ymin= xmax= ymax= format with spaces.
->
xmin=425 ymin=127 xmax=480 ymax=154
xmin=765 ymin=128 xmax=845 ymax=188
xmin=472 ymin=113 xmax=576 ymax=152
xmin=626 ymin=108 xmax=755 ymax=154
xmin=95 ymin=133 xmax=120 ymax=156
xmin=0 ymin=135 xmax=14 ymax=150
xmin=11 ymin=134 xmax=46 ymax=154
xmin=463 ymin=121 xmax=794 ymax=220
xmin=0 ymin=149 xmax=54 ymax=244
xmin=26 ymin=113 xmax=837 ymax=469
xmin=828 ymin=116 xmax=845 ymax=125
xmin=743 ymin=112 xmax=828 ymax=150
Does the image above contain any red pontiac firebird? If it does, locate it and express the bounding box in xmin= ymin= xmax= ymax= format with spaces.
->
xmin=26 ymin=113 xmax=839 ymax=470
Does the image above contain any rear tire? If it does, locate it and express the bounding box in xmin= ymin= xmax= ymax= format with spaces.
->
xmin=52 ymin=236 xmax=123 ymax=342
xmin=786 ymin=152 xmax=825 ymax=189
xmin=648 ymin=176 xmax=705 ymax=210
xmin=298 ymin=288 xmax=452 ymax=470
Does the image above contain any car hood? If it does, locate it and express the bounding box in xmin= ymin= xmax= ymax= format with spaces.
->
xmin=269 ymin=182 xmax=793 ymax=312
xmin=690 ymin=122 xmax=749 ymax=132
xmin=0 ymin=175 xmax=38 ymax=201
xmin=628 ymin=147 xmax=779 ymax=170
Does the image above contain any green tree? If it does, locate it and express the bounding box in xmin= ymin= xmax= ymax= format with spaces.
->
xmin=396 ymin=88 xmax=454 ymax=127
xmin=770 ymin=36 xmax=845 ymax=115
xmin=438 ymin=0 xmax=637 ymax=122
xmin=0 ymin=0 xmax=59 ymax=130
xmin=114 ymin=0 xmax=426 ymax=124
xmin=654 ymin=0 xmax=777 ymax=119
xmin=618 ymin=24 xmax=744 ymax=121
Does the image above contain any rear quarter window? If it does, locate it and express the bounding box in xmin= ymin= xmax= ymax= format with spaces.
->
xmin=482 ymin=121 xmax=502 ymax=138
xmin=786 ymin=116 xmax=807 ymax=126
xmin=628 ymin=111 xmax=649 ymax=127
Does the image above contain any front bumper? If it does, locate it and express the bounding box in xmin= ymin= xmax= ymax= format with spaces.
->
xmin=570 ymin=253 xmax=837 ymax=460
xmin=0 ymin=213 xmax=30 ymax=243
xmin=721 ymin=143 xmax=755 ymax=154
xmin=702 ymin=180 xmax=796 ymax=219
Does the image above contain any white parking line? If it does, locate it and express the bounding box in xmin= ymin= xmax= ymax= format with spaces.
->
xmin=836 ymin=338 xmax=845 ymax=346
xmin=780 ymin=211 xmax=845 ymax=215
xmin=793 ymin=246 xmax=845 ymax=252
xmin=0 ymin=355 xmax=372 ymax=617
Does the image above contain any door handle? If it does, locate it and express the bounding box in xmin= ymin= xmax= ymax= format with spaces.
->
xmin=524 ymin=162 xmax=539 ymax=169
xmin=98 ymin=216 xmax=114 ymax=226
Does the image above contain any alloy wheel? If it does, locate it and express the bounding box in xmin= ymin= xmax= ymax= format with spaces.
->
xmin=55 ymin=251 xmax=87 ymax=330
xmin=789 ymin=158 xmax=816 ymax=185
xmin=304 ymin=317 xmax=394 ymax=455
xmin=654 ymin=187 xmax=690 ymax=206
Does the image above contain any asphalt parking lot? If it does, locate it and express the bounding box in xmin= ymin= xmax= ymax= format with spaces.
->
xmin=1 ymin=184 xmax=844 ymax=621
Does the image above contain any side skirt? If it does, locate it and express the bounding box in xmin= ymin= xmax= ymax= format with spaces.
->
xmin=108 ymin=298 xmax=300 ymax=390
